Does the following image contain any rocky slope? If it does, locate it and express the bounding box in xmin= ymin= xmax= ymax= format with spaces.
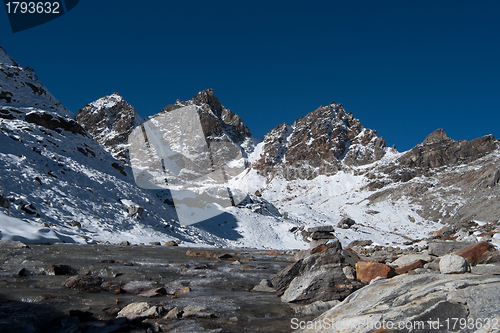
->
xmin=359 ymin=128 xmax=500 ymax=226
xmin=0 ymin=47 xmax=71 ymax=117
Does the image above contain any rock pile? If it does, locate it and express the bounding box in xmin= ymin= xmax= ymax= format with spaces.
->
xmin=307 ymin=225 xmax=336 ymax=249
xmin=337 ymin=216 xmax=355 ymax=229
xmin=271 ymin=238 xmax=364 ymax=304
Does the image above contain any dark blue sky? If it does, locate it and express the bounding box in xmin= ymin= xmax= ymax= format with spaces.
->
xmin=1 ymin=1 xmax=499 ymax=151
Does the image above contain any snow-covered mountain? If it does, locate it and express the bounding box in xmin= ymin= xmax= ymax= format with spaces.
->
xmin=0 ymin=47 xmax=304 ymax=248
xmin=76 ymin=93 xmax=141 ymax=163
xmin=2 ymin=46 xmax=499 ymax=249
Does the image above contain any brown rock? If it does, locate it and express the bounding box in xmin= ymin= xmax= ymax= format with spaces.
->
xmin=112 ymin=287 xmax=126 ymax=295
xmin=164 ymin=307 xmax=180 ymax=320
xmin=185 ymin=250 xmax=219 ymax=259
xmin=395 ymin=259 xmax=425 ymax=275
xmin=139 ymin=287 xmax=167 ymax=297
xmin=64 ymin=275 xmax=103 ymax=293
xmin=356 ymin=261 xmax=396 ymax=284
xmin=266 ymin=250 xmax=280 ymax=256
xmin=310 ymin=244 xmax=328 ymax=254
xmin=164 ymin=241 xmax=178 ymax=247
xmin=455 ymin=241 xmax=494 ymax=266
xmin=173 ymin=286 xmax=190 ymax=296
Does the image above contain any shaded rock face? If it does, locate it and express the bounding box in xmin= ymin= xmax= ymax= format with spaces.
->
xmin=76 ymin=93 xmax=140 ymax=163
xmin=271 ymin=241 xmax=363 ymax=304
xmin=299 ymin=274 xmax=500 ymax=333
xmin=254 ymin=102 xmax=387 ymax=180
xmin=25 ymin=112 xmax=86 ymax=136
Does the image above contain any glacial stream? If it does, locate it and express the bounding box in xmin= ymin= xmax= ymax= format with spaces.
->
xmin=0 ymin=243 xmax=312 ymax=332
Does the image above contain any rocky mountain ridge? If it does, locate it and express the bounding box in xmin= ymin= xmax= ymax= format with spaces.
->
xmin=252 ymin=102 xmax=388 ymax=180
xmin=1 ymin=45 xmax=500 ymax=250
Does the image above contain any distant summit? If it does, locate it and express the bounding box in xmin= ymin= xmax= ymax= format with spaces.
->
xmin=77 ymin=93 xmax=142 ymax=162
xmin=161 ymin=88 xmax=253 ymax=154
xmin=251 ymin=102 xmax=388 ymax=180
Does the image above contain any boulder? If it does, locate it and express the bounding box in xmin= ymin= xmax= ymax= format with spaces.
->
xmin=138 ymin=287 xmax=167 ymax=297
xmin=395 ymin=259 xmax=426 ymax=275
xmin=298 ymin=274 xmax=500 ymax=333
xmin=252 ymin=279 xmax=276 ymax=292
xmin=337 ymin=217 xmax=355 ymax=229
xmin=64 ymin=275 xmax=103 ymax=293
xmin=163 ymin=307 xmax=180 ymax=320
xmin=307 ymin=226 xmax=334 ymax=233
xmin=181 ymin=305 xmax=215 ymax=319
xmin=117 ymin=302 xmax=162 ymax=321
xmin=342 ymin=266 xmax=356 ymax=280
xmin=120 ymin=199 xmax=144 ymax=219
xmin=173 ymin=286 xmax=191 ymax=296
xmin=70 ymin=221 xmax=81 ymax=228
xmin=454 ymin=241 xmax=494 ymax=266
xmin=310 ymin=231 xmax=336 ymax=240
xmin=428 ymin=241 xmax=475 ymax=256
xmin=122 ymin=280 xmax=156 ymax=293
xmin=390 ymin=254 xmax=434 ymax=267
xmin=309 ymin=239 xmax=329 ymax=249
xmin=271 ymin=243 xmax=362 ymax=304
xmin=471 ymin=264 xmax=500 ymax=275
xmin=439 ymin=254 xmax=471 ymax=274
xmin=164 ymin=241 xmax=178 ymax=247
xmin=355 ymin=261 xmax=396 ymax=284
xmin=44 ymin=264 xmax=77 ymax=275
xmin=347 ymin=240 xmax=373 ymax=248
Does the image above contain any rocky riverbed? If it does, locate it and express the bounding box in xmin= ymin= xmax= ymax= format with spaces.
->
xmin=1 ymin=218 xmax=500 ymax=333
xmin=0 ymin=242 xmax=310 ymax=333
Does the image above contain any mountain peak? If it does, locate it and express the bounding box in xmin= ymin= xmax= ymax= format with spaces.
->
xmin=161 ymin=89 xmax=252 ymax=147
xmin=76 ymin=93 xmax=140 ymax=162
xmin=251 ymin=101 xmax=387 ymax=180
xmin=423 ymin=128 xmax=451 ymax=145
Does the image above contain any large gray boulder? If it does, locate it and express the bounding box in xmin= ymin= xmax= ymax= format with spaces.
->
xmin=390 ymin=253 xmax=435 ymax=267
xmin=428 ymin=241 xmax=475 ymax=257
xmin=297 ymin=274 xmax=500 ymax=333
xmin=439 ymin=254 xmax=471 ymax=274
xmin=337 ymin=217 xmax=355 ymax=229
xmin=271 ymin=240 xmax=363 ymax=304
